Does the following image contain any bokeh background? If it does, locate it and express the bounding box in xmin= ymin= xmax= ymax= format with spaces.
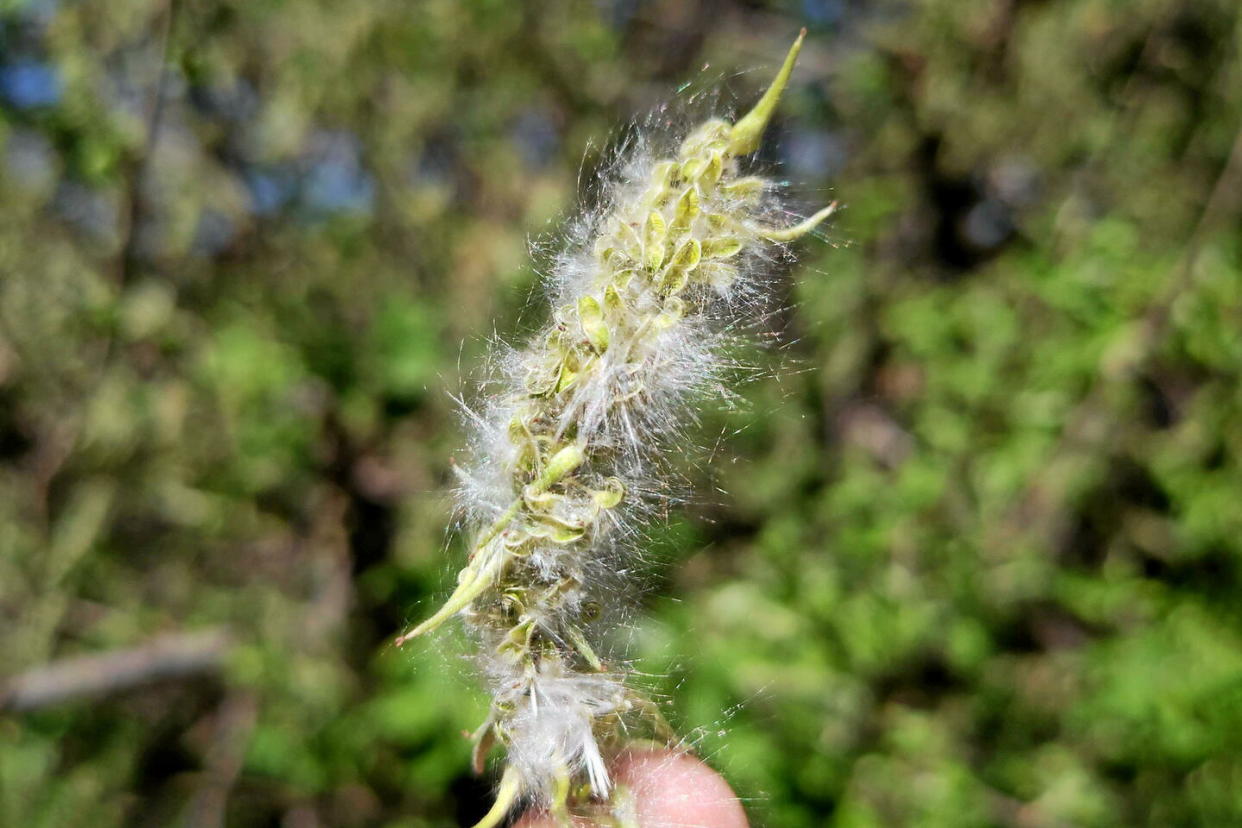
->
xmin=2 ymin=0 xmax=1241 ymax=825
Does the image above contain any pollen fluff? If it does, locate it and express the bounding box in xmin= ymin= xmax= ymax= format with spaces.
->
xmin=397 ymin=30 xmax=834 ymax=826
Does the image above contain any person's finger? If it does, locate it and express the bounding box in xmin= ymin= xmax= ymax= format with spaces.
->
xmin=512 ymin=748 xmax=748 ymax=828
xmin=612 ymin=748 xmax=750 ymax=828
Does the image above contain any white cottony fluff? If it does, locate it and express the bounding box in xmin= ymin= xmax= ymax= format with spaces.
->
xmin=501 ymin=665 xmax=624 ymax=797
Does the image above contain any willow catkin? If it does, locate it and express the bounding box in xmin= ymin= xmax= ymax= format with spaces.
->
xmin=397 ymin=31 xmax=834 ymax=826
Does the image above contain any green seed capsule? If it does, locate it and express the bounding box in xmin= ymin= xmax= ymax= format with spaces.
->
xmin=592 ymin=477 xmax=625 ymax=509
xmin=604 ymin=283 xmax=624 ymax=316
xmin=721 ymin=176 xmax=765 ymax=200
xmin=671 ymin=186 xmax=699 ymax=233
xmin=578 ymin=295 xmax=609 ymax=353
xmin=659 ymin=238 xmax=701 ymax=295
xmin=652 ymin=296 xmax=685 ymax=330
xmin=644 ymin=211 xmax=667 ymax=270
xmin=703 ymin=237 xmax=743 ymax=259
xmin=680 ymin=156 xmax=706 ymax=181
xmin=700 ymin=151 xmax=724 ymax=187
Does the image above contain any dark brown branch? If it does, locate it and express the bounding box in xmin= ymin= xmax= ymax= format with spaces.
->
xmin=0 ymin=629 xmax=232 ymax=713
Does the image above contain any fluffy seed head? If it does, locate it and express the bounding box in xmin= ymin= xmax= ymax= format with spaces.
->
xmin=397 ymin=30 xmax=834 ymax=826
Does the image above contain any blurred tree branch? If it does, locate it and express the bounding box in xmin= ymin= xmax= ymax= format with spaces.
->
xmin=0 ymin=629 xmax=232 ymax=713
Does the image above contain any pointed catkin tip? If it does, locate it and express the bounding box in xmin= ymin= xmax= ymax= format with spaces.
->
xmin=728 ymin=28 xmax=807 ymax=156
xmin=761 ymin=200 xmax=839 ymax=241
xmin=395 ymin=550 xmax=500 ymax=645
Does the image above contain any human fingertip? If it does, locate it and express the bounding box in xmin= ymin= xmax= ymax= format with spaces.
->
xmin=511 ymin=749 xmax=747 ymax=828
xmin=611 ymin=748 xmax=749 ymax=828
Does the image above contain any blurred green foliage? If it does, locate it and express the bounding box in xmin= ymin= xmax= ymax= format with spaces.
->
xmin=2 ymin=0 xmax=1241 ymax=825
